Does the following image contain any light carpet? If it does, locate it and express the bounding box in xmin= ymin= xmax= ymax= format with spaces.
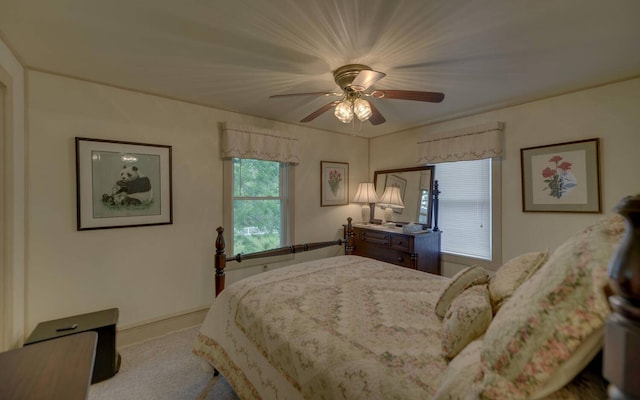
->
xmin=89 ymin=326 xmax=239 ymax=400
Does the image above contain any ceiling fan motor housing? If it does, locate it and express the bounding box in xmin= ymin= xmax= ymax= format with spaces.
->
xmin=333 ymin=64 xmax=372 ymax=91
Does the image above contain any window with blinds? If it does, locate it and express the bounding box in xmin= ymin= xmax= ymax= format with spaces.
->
xmin=435 ymin=158 xmax=493 ymax=260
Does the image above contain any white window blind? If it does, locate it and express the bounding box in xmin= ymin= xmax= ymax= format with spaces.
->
xmin=435 ymin=158 xmax=492 ymax=260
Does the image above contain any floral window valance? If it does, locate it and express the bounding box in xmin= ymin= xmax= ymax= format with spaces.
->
xmin=221 ymin=123 xmax=300 ymax=164
xmin=416 ymin=122 xmax=504 ymax=164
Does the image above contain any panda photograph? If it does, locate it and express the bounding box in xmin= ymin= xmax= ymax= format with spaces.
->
xmin=103 ymin=165 xmax=154 ymax=207
xmin=91 ymin=151 xmax=161 ymax=218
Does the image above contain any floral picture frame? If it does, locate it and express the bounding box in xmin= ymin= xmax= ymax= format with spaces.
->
xmin=520 ymin=138 xmax=600 ymax=213
xmin=320 ymin=161 xmax=349 ymax=207
xmin=76 ymin=137 xmax=173 ymax=230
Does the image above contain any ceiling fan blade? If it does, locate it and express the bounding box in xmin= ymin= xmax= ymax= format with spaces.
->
xmin=300 ymin=101 xmax=340 ymax=123
xmin=270 ymin=91 xmax=340 ymax=99
xmin=350 ymin=70 xmax=386 ymax=91
xmin=367 ymin=102 xmax=386 ymax=125
xmin=371 ymin=90 xmax=445 ymax=103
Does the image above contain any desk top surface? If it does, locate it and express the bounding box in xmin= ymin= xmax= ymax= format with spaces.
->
xmin=25 ymin=308 xmax=118 ymax=344
xmin=0 ymin=331 xmax=97 ymax=400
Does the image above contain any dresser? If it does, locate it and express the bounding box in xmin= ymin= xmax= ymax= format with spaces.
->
xmin=351 ymin=224 xmax=441 ymax=275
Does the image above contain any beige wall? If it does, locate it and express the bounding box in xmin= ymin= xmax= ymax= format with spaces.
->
xmin=25 ymin=71 xmax=368 ymax=334
xmin=0 ymin=38 xmax=26 ymax=349
xmin=371 ymin=78 xmax=640 ymax=276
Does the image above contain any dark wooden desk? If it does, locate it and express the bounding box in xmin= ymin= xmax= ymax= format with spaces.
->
xmin=0 ymin=331 xmax=97 ymax=400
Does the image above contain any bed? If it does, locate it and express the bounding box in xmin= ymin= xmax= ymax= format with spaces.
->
xmin=194 ymin=195 xmax=640 ymax=399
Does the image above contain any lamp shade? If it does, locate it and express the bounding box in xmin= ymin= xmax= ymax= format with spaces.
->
xmin=353 ymin=182 xmax=380 ymax=204
xmin=378 ymin=186 xmax=405 ymax=209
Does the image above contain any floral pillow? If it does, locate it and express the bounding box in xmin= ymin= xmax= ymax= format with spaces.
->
xmin=433 ymin=337 xmax=483 ymax=400
xmin=441 ymin=284 xmax=493 ymax=360
xmin=435 ymin=266 xmax=490 ymax=319
xmin=475 ymin=213 xmax=625 ymax=400
xmin=488 ymin=250 xmax=549 ymax=313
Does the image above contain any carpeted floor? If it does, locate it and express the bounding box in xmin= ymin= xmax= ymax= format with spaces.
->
xmin=89 ymin=326 xmax=239 ymax=400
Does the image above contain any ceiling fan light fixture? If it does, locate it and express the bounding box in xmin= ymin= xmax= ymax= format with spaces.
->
xmin=353 ymin=98 xmax=372 ymax=121
xmin=334 ymin=100 xmax=354 ymax=123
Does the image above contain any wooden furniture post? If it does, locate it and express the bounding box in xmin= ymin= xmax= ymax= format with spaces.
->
xmin=432 ymin=180 xmax=440 ymax=232
xmin=344 ymin=217 xmax=354 ymax=255
xmin=215 ymin=226 xmax=226 ymax=298
xmin=603 ymin=195 xmax=640 ymax=399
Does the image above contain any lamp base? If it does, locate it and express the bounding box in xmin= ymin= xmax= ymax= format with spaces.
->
xmin=361 ymin=204 xmax=371 ymax=224
xmin=382 ymin=207 xmax=393 ymax=225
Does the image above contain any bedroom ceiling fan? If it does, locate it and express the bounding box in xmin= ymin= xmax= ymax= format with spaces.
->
xmin=269 ymin=64 xmax=445 ymax=126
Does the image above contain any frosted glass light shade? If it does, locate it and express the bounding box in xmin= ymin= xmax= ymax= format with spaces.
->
xmin=334 ymin=100 xmax=353 ymax=123
xmin=353 ymin=98 xmax=372 ymax=121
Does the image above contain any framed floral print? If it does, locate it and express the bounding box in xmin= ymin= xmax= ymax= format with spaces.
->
xmin=76 ymin=137 xmax=173 ymax=230
xmin=320 ymin=161 xmax=349 ymax=206
xmin=520 ymin=138 xmax=600 ymax=213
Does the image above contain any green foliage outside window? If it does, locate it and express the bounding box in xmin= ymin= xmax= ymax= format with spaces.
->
xmin=232 ymin=159 xmax=284 ymax=254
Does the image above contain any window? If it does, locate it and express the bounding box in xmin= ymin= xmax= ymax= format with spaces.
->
xmin=435 ymin=158 xmax=501 ymax=267
xmin=224 ymin=158 xmax=294 ymax=257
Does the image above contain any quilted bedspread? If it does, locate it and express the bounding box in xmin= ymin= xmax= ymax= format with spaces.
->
xmin=194 ymin=255 xmax=450 ymax=400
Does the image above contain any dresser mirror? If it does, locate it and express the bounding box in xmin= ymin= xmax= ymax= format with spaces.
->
xmin=371 ymin=166 xmax=436 ymax=228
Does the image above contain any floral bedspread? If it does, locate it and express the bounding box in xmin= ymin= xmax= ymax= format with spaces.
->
xmin=194 ymin=255 xmax=450 ymax=400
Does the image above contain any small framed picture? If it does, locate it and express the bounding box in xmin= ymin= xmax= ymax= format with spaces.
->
xmin=320 ymin=161 xmax=349 ymax=206
xmin=76 ymin=137 xmax=173 ymax=230
xmin=520 ymin=138 xmax=600 ymax=213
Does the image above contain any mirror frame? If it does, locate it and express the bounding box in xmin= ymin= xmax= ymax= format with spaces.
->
xmin=371 ymin=165 xmax=436 ymax=228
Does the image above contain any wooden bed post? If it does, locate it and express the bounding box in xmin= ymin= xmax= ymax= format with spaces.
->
xmin=344 ymin=217 xmax=354 ymax=255
xmin=214 ymin=226 xmax=226 ymax=298
xmin=603 ymin=194 xmax=640 ymax=399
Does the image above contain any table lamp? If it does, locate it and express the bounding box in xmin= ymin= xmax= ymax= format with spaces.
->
xmin=353 ymin=183 xmax=379 ymax=224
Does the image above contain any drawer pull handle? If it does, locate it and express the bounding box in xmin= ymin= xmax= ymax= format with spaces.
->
xmin=397 ymin=257 xmax=404 ymax=262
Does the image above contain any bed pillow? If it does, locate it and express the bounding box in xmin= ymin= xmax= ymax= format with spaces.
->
xmin=489 ymin=250 xmax=549 ymax=314
xmin=529 ymin=329 xmax=604 ymax=399
xmin=475 ymin=213 xmax=625 ymax=400
xmin=442 ymin=284 xmax=493 ymax=360
xmin=433 ymin=337 xmax=483 ymax=400
xmin=435 ymin=266 xmax=490 ymax=319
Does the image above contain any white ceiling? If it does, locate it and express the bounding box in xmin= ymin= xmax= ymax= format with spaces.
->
xmin=1 ymin=0 xmax=640 ymax=138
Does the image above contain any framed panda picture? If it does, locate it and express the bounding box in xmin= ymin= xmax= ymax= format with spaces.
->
xmin=75 ymin=137 xmax=173 ymax=230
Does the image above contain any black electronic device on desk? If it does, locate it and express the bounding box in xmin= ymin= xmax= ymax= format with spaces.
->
xmin=25 ymin=308 xmax=121 ymax=383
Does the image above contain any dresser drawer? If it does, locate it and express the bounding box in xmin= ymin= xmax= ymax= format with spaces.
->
xmin=359 ymin=229 xmax=389 ymax=246
xmin=389 ymin=235 xmax=411 ymax=252
xmin=357 ymin=243 xmax=414 ymax=269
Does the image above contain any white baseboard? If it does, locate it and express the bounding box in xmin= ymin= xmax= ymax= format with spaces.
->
xmin=117 ymin=306 xmax=210 ymax=348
